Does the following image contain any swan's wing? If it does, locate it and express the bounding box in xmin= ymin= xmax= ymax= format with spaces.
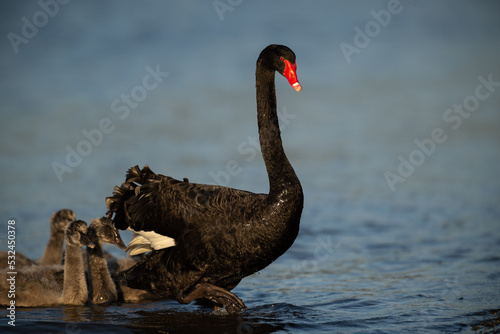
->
xmin=125 ymin=231 xmax=175 ymax=255
xmin=107 ymin=165 xmax=260 ymax=249
xmin=125 ymin=233 xmax=152 ymax=255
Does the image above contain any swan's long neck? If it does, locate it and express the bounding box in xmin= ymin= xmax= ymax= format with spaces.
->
xmin=61 ymin=242 xmax=88 ymax=305
xmin=39 ymin=228 xmax=64 ymax=265
xmin=256 ymin=62 xmax=301 ymax=196
xmin=87 ymin=232 xmax=117 ymax=304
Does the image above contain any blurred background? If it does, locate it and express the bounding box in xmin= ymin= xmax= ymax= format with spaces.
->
xmin=0 ymin=1 xmax=499 ymax=331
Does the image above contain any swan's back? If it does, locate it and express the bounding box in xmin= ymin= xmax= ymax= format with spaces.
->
xmin=0 ymin=265 xmax=63 ymax=307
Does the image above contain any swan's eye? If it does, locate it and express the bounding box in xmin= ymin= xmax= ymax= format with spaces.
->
xmin=280 ymin=56 xmax=284 ymax=62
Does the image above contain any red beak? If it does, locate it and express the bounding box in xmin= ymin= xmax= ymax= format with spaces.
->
xmin=283 ymin=59 xmax=302 ymax=92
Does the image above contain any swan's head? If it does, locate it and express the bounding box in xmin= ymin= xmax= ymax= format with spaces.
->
xmin=50 ymin=208 xmax=76 ymax=234
xmin=259 ymin=44 xmax=302 ymax=92
xmin=89 ymin=217 xmax=126 ymax=250
xmin=65 ymin=220 xmax=94 ymax=248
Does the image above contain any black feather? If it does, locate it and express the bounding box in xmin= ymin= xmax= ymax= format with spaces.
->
xmin=105 ymin=45 xmax=304 ymax=313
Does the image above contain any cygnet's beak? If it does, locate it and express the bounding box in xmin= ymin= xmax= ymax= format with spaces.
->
xmin=80 ymin=232 xmax=95 ymax=248
xmin=113 ymin=231 xmax=127 ymax=251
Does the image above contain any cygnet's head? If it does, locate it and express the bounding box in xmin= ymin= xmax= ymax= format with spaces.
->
xmin=51 ymin=209 xmax=76 ymax=234
xmin=65 ymin=220 xmax=94 ymax=248
xmin=89 ymin=217 xmax=126 ymax=250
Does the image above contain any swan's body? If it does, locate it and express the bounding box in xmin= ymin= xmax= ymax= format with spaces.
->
xmin=106 ymin=255 xmax=161 ymax=302
xmin=106 ymin=45 xmax=303 ymax=313
xmin=0 ymin=220 xmax=92 ymax=306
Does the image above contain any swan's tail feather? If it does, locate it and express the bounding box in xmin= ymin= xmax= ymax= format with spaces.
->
xmin=106 ymin=165 xmax=159 ymax=230
xmin=125 ymin=165 xmax=142 ymax=183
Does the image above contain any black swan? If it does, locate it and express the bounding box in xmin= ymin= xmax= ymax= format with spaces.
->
xmin=106 ymin=44 xmax=303 ymax=313
xmin=0 ymin=209 xmax=75 ymax=269
xmin=86 ymin=217 xmax=126 ymax=304
xmin=0 ymin=220 xmax=93 ymax=306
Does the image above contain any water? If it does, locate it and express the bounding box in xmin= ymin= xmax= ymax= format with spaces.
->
xmin=1 ymin=1 xmax=500 ymax=333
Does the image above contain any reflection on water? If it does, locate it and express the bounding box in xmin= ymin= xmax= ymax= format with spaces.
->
xmin=61 ymin=305 xmax=89 ymax=323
